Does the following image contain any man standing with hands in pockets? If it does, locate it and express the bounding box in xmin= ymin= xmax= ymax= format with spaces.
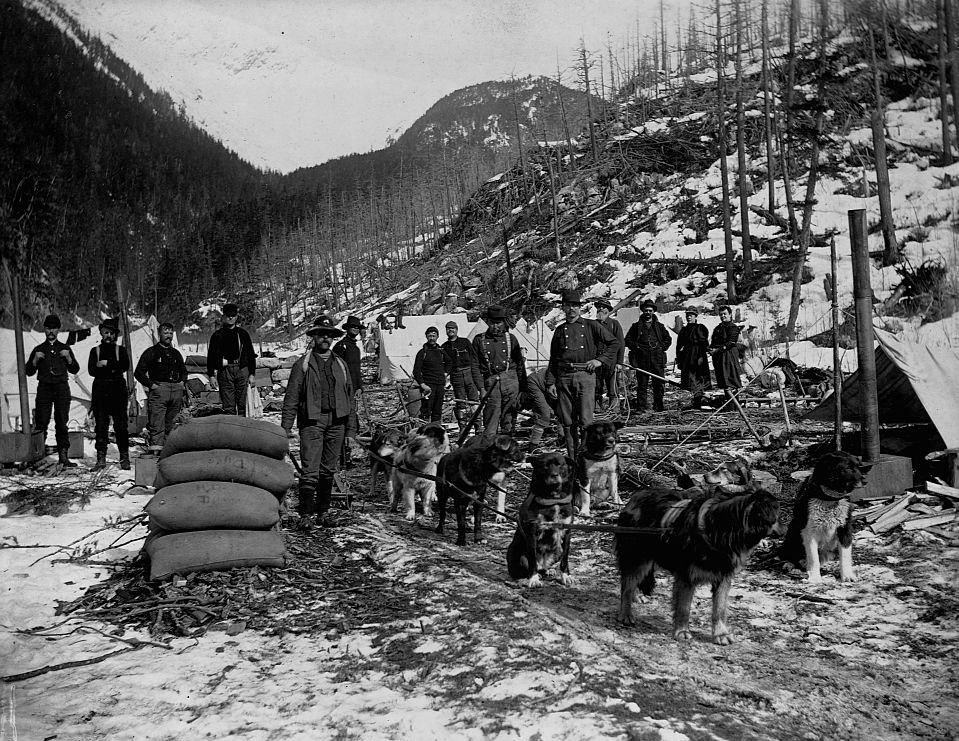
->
xmin=545 ymin=291 xmax=620 ymax=459
xmin=26 ymin=314 xmax=80 ymax=467
xmin=207 ymin=303 xmax=256 ymax=415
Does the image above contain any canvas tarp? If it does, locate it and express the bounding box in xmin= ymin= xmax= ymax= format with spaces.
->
xmin=805 ymin=327 xmax=959 ymax=447
xmin=0 ymin=317 xmax=177 ymax=433
xmin=377 ymin=314 xmax=476 ymax=383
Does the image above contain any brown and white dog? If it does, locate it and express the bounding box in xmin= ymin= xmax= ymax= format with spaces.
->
xmin=507 ymin=452 xmax=576 ymax=587
xmin=615 ymin=482 xmax=780 ymax=644
xmin=435 ymin=433 xmax=525 ymax=546
xmin=574 ymin=420 xmax=622 ymax=516
xmin=370 ymin=425 xmax=406 ymax=500
xmin=779 ymin=450 xmax=869 ymax=583
xmin=389 ymin=422 xmax=450 ymax=521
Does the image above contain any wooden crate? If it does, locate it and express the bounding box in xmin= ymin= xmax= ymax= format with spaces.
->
xmin=0 ymin=431 xmax=46 ymax=464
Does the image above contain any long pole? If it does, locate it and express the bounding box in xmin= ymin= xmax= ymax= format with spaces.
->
xmin=849 ymin=209 xmax=880 ymax=462
xmin=830 ymin=235 xmax=843 ymax=451
xmin=11 ymin=269 xmax=31 ymax=436
xmin=115 ymin=276 xmax=137 ymax=411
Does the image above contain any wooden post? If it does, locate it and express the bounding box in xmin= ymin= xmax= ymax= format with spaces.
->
xmin=115 ymin=277 xmax=137 ymax=407
xmin=830 ymin=235 xmax=843 ymax=450
xmin=776 ymin=376 xmax=792 ymax=441
xmin=11 ymin=270 xmax=32 ymax=436
xmin=869 ymin=30 xmax=898 ymax=265
xmin=849 ymin=209 xmax=880 ymax=462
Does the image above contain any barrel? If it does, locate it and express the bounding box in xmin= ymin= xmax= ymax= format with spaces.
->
xmin=145 ymin=530 xmax=286 ymax=580
xmin=155 ymin=449 xmax=295 ymax=497
xmin=160 ymin=416 xmax=289 ymax=460
xmin=146 ymin=481 xmax=280 ymax=532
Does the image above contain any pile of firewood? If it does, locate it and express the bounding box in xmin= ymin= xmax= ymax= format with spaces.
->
xmin=857 ymin=481 xmax=959 ymax=541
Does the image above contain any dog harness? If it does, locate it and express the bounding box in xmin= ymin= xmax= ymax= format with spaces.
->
xmin=659 ymin=498 xmax=716 ymax=530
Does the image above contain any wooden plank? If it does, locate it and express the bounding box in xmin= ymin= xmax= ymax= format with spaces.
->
xmin=927 ymin=481 xmax=959 ymax=501
xmin=871 ymin=508 xmax=915 ymax=533
xmin=870 ymin=493 xmax=917 ymax=532
xmin=902 ymin=512 xmax=958 ymax=531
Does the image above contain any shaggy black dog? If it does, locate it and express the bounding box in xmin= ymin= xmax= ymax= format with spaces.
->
xmin=507 ymin=452 xmax=576 ymax=587
xmin=435 ymin=433 xmax=525 ymax=545
xmin=779 ymin=450 xmax=869 ymax=583
xmin=615 ymin=483 xmax=780 ymax=644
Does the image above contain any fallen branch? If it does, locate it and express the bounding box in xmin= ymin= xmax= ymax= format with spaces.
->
xmin=2 ymin=645 xmax=144 ymax=682
xmin=784 ymin=591 xmax=836 ymax=604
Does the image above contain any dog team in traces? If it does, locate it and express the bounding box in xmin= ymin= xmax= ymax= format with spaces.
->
xmin=368 ymin=414 xmax=870 ymax=646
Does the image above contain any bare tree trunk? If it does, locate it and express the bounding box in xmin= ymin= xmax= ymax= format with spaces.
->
xmin=556 ymin=64 xmax=576 ymax=173
xmin=761 ymin=0 xmax=777 ymax=213
xmin=940 ymin=0 xmax=954 ymax=165
xmin=947 ymin=0 xmax=959 ymax=133
xmin=734 ymin=0 xmax=753 ymax=275
xmin=660 ymin=0 xmax=669 ymax=90
xmin=786 ymin=0 xmax=829 ymax=340
xmin=579 ymin=41 xmax=599 ymax=164
xmin=544 ymin=125 xmax=562 ymax=262
xmin=716 ymin=0 xmax=737 ymax=304
xmin=869 ymin=30 xmax=899 ymax=266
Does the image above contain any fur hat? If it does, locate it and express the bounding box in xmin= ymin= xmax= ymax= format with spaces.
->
xmin=43 ymin=314 xmax=61 ymax=330
xmin=307 ymin=315 xmax=344 ymax=338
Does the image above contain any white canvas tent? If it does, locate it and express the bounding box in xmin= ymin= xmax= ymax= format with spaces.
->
xmin=805 ymin=327 xmax=959 ymax=447
xmin=0 ymin=317 xmax=177 ymax=434
xmin=377 ymin=314 xmax=476 ymax=383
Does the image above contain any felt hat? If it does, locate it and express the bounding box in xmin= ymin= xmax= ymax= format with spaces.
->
xmin=43 ymin=314 xmax=61 ymax=330
xmin=640 ymin=299 xmax=657 ymax=311
xmin=594 ymin=298 xmax=613 ymax=311
xmin=307 ymin=315 xmax=344 ymax=338
xmin=560 ymin=290 xmax=583 ymax=305
xmin=684 ymin=306 xmax=699 ymax=316
xmin=425 ymin=326 xmax=439 ymax=336
xmin=343 ymin=315 xmax=363 ymax=330
xmin=99 ymin=317 xmax=120 ymax=333
xmin=445 ymin=321 xmax=458 ymax=329
xmin=486 ymin=305 xmax=509 ymax=321
xmin=222 ymin=303 xmax=239 ymax=317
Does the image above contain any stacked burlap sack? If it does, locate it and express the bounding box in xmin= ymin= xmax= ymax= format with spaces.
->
xmin=143 ymin=416 xmax=295 ymax=580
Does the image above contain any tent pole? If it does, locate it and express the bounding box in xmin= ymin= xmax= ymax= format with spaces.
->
xmin=10 ymin=267 xmax=32 ymax=437
xmin=830 ymin=235 xmax=843 ymax=451
xmin=849 ymin=209 xmax=880 ymax=462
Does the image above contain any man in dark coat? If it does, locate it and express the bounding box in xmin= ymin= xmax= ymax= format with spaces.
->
xmin=675 ymin=307 xmax=712 ymax=409
xmin=442 ymin=320 xmax=481 ymax=432
xmin=281 ymin=315 xmax=355 ymax=525
xmin=134 ymin=322 xmax=187 ymax=449
xmin=625 ymin=299 xmax=672 ymax=413
xmin=88 ymin=318 xmax=130 ymax=470
xmin=593 ymin=299 xmax=625 ymax=414
xmin=25 ymin=314 xmax=80 ymax=467
xmin=334 ymin=315 xmax=364 ymax=468
xmin=207 ymin=303 xmax=257 ymax=415
xmin=471 ymin=305 xmax=526 ymax=435
xmin=546 ymin=291 xmax=621 ymax=459
xmin=710 ymin=306 xmax=744 ymax=397
xmin=413 ymin=326 xmax=452 ymax=422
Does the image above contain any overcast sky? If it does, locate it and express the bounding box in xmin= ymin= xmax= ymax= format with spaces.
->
xmin=54 ymin=0 xmax=672 ymax=171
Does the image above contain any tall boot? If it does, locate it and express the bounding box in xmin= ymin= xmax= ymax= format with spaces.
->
xmin=93 ymin=452 xmax=107 ymax=471
xmin=297 ymin=485 xmax=316 ymax=517
xmin=58 ymin=448 xmax=78 ymax=468
xmin=528 ymin=425 xmax=544 ymax=452
xmin=119 ymin=444 xmax=131 ymax=470
xmin=315 ymin=479 xmax=335 ymax=526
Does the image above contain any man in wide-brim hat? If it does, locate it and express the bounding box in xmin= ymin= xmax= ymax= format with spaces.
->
xmin=88 ymin=317 xmax=131 ymax=470
xmin=625 ymin=298 xmax=672 ymax=414
xmin=281 ymin=315 xmax=354 ymax=526
xmin=545 ymin=290 xmax=621 ymax=459
xmin=592 ymin=298 xmax=625 ymax=415
xmin=25 ymin=314 xmax=81 ymax=467
xmin=334 ymin=315 xmax=365 ymax=469
xmin=470 ymin=304 xmax=526 ymax=435
xmin=207 ymin=302 xmax=257 ymax=416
